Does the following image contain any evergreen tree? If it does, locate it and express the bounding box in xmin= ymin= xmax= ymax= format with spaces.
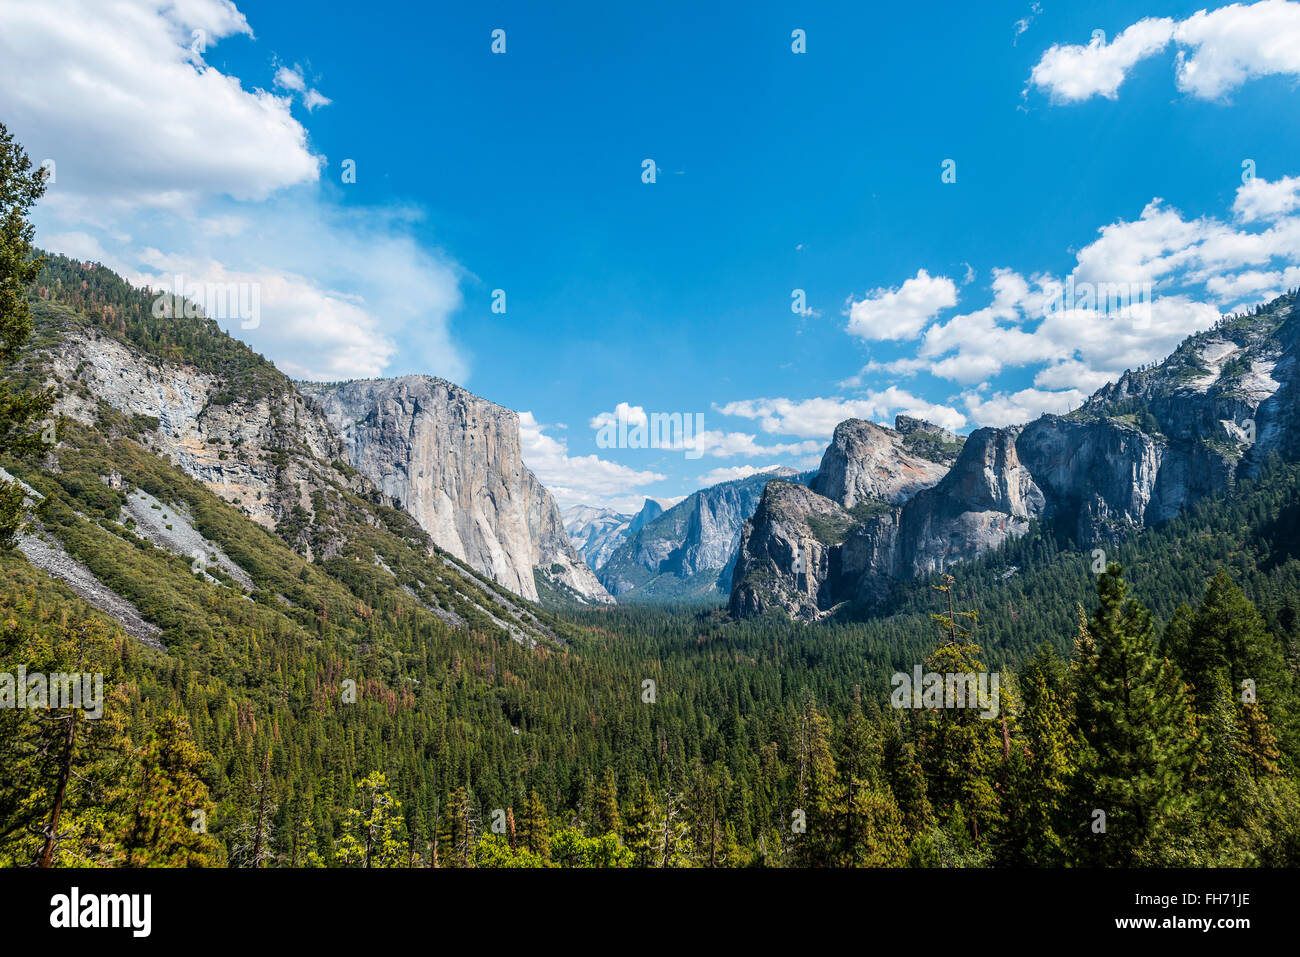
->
xmin=1073 ymin=566 xmax=1196 ymax=865
xmin=0 ymin=122 xmax=55 ymax=545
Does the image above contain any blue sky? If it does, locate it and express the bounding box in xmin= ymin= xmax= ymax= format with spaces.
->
xmin=3 ymin=0 xmax=1300 ymax=510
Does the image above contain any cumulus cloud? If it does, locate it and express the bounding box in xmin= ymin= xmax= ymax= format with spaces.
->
xmin=0 ymin=0 xmax=321 ymax=210
xmin=1029 ymin=18 xmax=1175 ymax=101
xmin=717 ymin=391 xmax=967 ymax=437
xmin=1234 ymin=174 xmax=1300 ymax=223
xmin=519 ymin=412 xmax=666 ymax=512
xmin=963 ymin=387 xmax=1088 ymax=428
xmin=859 ymin=177 xmax=1300 ymax=399
xmin=3 ymin=0 xmax=467 ymax=384
xmin=846 ymin=269 xmax=958 ymax=341
xmin=1029 ymin=1 xmax=1300 ymax=103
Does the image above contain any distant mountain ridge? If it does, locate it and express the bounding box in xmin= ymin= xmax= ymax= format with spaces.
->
xmin=596 ymin=467 xmax=810 ymax=600
xmin=562 ymin=498 xmax=665 ymax=571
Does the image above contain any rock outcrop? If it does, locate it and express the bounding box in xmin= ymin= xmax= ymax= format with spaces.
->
xmin=47 ymin=325 xmax=364 ymax=557
xmin=729 ymin=481 xmax=859 ymax=619
xmin=732 ymin=293 xmax=1300 ymax=619
xmin=810 ymin=418 xmax=955 ymax=507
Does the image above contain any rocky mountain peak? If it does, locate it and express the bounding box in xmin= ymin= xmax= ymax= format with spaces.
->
xmin=809 ymin=417 xmax=958 ymax=508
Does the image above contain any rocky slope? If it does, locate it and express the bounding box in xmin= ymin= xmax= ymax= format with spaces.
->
xmin=43 ymin=321 xmax=364 ymax=559
xmin=810 ymin=416 xmax=958 ymax=506
xmin=733 ymin=292 xmax=1300 ymax=619
xmin=598 ymin=468 xmax=807 ymax=599
xmin=299 ymin=376 xmax=611 ymax=605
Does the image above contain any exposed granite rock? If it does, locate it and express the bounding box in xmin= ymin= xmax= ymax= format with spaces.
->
xmin=810 ymin=418 xmax=954 ymax=508
xmin=562 ymin=499 xmax=666 ymax=571
xmin=47 ymin=327 xmax=361 ymax=558
xmin=524 ymin=469 xmax=614 ymax=603
xmin=732 ymin=427 xmax=1034 ymax=618
xmin=892 ymin=426 xmax=1045 ymax=580
xmin=300 ymin=376 xmax=611 ymax=605
xmin=730 ymin=481 xmax=860 ymax=620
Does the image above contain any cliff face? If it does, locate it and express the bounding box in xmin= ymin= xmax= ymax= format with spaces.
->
xmin=729 ymin=481 xmax=860 ymax=619
xmin=731 ymin=416 xmax=968 ymax=619
xmin=599 ymin=469 xmax=805 ymax=599
xmin=299 ymin=377 xmax=611 ymax=605
xmin=523 ymin=469 xmax=614 ymax=603
xmin=1017 ymin=309 xmax=1298 ymax=544
xmin=732 ymin=292 xmax=1300 ymax=620
xmin=30 ymin=286 xmax=560 ymax=645
xmin=893 ymin=426 xmax=1045 ymax=580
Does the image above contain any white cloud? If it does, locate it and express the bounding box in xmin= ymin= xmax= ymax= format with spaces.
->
xmin=846 ymin=269 xmax=958 ymax=341
xmin=302 ymin=89 xmax=332 ymax=111
xmin=697 ymin=464 xmax=786 ymax=486
xmin=1029 ymin=1 xmax=1300 ymax=103
xmin=0 ymin=0 xmax=321 ymax=210
xmin=40 ymin=231 xmax=107 ymax=263
xmin=1173 ymin=0 xmax=1300 ymax=99
xmin=717 ymin=390 xmax=967 ymax=437
xmin=1205 ymin=266 xmax=1300 ymax=300
xmin=686 ymin=431 xmax=825 ymax=459
xmin=873 ymin=179 xmax=1300 ymax=397
xmin=963 ymin=387 xmax=1087 ymax=428
xmin=588 ymin=403 xmax=822 ymax=459
xmin=1029 ymin=18 xmax=1175 ymax=101
xmin=1013 ymin=2 xmax=1042 ymax=42
xmin=275 ymin=63 xmax=331 ymax=111
xmin=519 ymin=412 xmax=666 ymax=512
xmin=274 ymin=65 xmax=307 ymax=92
xmin=7 ymin=0 xmax=467 ymax=385
xmin=135 ymin=252 xmax=397 ymax=380
xmin=1234 ymin=174 xmax=1300 ymax=222
xmin=589 ymin=402 xmax=649 ymax=431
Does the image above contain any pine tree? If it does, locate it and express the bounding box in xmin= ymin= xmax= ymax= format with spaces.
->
xmin=1073 ymin=565 xmax=1196 ymax=865
xmin=594 ymin=767 xmax=621 ymax=836
xmin=1000 ymin=645 xmax=1078 ymax=865
xmin=517 ymin=789 xmax=550 ymax=860
xmin=437 ymin=786 xmax=475 ymax=868
xmin=0 ymin=122 xmax=55 ymax=545
xmin=115 ymin=714 xmax=222 ymax=867
xmin=335 ymin=772 xmax=408 ymax=868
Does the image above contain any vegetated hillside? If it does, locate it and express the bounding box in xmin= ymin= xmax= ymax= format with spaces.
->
xmin=4 ymin=254 xmax=1298 ymax=868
